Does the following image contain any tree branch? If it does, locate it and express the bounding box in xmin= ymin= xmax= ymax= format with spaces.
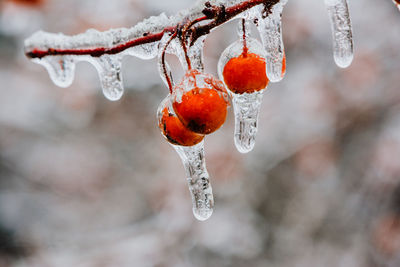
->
xmin=24 ymin=0 xmax=279 ymax=59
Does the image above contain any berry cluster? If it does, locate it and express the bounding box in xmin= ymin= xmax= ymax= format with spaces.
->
xmin=158 ymin=70 xmax=230 ymax=146
xmin=158 ymin=19 xmax=286 ymax=149
xmin=154 ymin=18 xmax=287 ymax=220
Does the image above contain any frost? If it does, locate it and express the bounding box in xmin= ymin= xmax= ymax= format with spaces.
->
xmin=253 ymin=0 xmax=287 ymax=83
xmin=324 ymin=0 xmax=354 ymax=68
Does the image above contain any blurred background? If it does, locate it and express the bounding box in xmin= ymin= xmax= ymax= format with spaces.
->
xmin=1 ymin=0 xmax=400 ymax=266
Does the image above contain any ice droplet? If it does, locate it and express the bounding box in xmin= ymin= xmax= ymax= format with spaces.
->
xmin=325 ymin=0 xmax=354 ymax=68
xmin=33 ymin=56 xmax=76 ymax=88
xmin=218 ymin=37 xmax=266 ymax=153
xmin=254 ymin=0 xmax=287 ymax=83
xmin=173 ymin=141 xmax=214 ymax=221
xmin=92 ymin=55 xmax=124 ymax=101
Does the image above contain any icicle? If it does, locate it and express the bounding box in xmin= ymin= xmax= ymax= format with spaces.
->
xmin=218 ymin=29 xmax=267 ymax=153
xmin=173 ymin=141 xmax=214 ymax=221
xmin=324 ymin=0 xmax=354 ymax=68
xmin=33 ymin=56 xmax=75 ymax=88
xmin=254 ymin=0 xmax=287 ymax=83
xmin=187 ymin=36 xmax=206 ymax=72
xmin=232 ymin=91 xmax=264 ymax=153
xmin=92 ymin=54 xmax=124 ymax=101
xmin=157 ymin=97 xmax=213 ymax=221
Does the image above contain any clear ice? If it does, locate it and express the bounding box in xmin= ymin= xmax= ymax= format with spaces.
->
xmin=218 ymin=21 xmax=267 ymax=153
xmin=173 ymin=141 xmax=214 ymax=221
xmin=33 ymin=56 xmax=75 ymax=88
xmin=254 ymin=0 xmax=287 ymax=83
xmin=324 ymin=0 xmax=354 ymax=68
xmin=232 ymin=91 xmax=264 ymax=153
xmin=24 ymin=13 xmax=171 ymax=100
xmin=156 ymin=24 xmax=218 ymax=220
xmin=92 ymin=55 xmax=124 ymax=101
xmin=157 ymin=98 xmax=213 ymax=221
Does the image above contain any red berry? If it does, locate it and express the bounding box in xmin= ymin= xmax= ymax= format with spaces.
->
xmin=158 ymin=99 xmax=204 ymax=146
xmin=172 ymin=70 xmax=229 ymax=135
xmin=223 ymin=52 xmax=269 ymax=94
xmin=282 ymin=52 xmax=286 ymax=78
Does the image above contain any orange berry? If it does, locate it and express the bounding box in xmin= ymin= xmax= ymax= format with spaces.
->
xmin=282 ymin=53 xmax=286 ymax=77
xmin=159 ymin=105 xmax=204 ymax=146
xmin=173 ymin=87 xmax=228 ymax=135
xmin=172 ymin=70 xmax=229 ymax=135
xmin=223 ymin=52 xmax=269 ymax=94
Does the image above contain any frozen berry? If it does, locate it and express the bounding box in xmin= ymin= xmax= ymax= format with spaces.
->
xmin=172 ymin=70 xmax=229 ymax=135
xmin=223 ymin=52 xmax=269 ymax=94
xmin=158 ymin=98 xmax=204 ymax=146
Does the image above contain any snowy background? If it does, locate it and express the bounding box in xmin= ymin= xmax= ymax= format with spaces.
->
xmin=1 ymin=0 xmax=400 ymax=266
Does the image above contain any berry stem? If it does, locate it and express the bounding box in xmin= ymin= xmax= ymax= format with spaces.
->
xmin=241 ymin=19 xmax=248 ymax=57
xmin=161 ymin=31 xmax=178 ymax=93
xmin=180 ymin=16 xmax=209 ymax=71
xmin=181 ymin=20 xmax=194 ymax=70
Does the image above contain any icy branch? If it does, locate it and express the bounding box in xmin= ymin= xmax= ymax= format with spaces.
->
xmin=24 ymin=0 xmax=279 ymax=59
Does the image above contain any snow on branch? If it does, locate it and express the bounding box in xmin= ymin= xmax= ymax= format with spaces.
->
xmin=24 ymin=0 xmax=278 ymax=59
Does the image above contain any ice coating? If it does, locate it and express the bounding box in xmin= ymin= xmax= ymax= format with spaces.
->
xmin=125 ymin=42 xmax=159 ymax=60
xmin=173 ymin=141 xmax=214 ymax=221
xmin=187 ymin=36 xmax=206 ymax=72
xmin=92 ymin=55 xmax=124 ymax=101
xmin=23 ymin=0 xmax=250 ymax=55
xmin=24 ymin=0 xmax=281 ymax=102
xmin=157 ymin=32 xmax=176 ymax=90
xmin=25 ymin=14 xmax=174 ymax=101
xmin=254 ymin=0 xmax=287 ymax=83
xmin=159 ymin=33 xmax=206 ymax=73
xmin=24 ymin=14 xmax=172 ymax=54
xmin=33 ymin=56 xmax=75 ymax=88
xmin=324 ymin=0 xmax=354 ymax=68
xmin=218 ymin=34 xmax=267 ymax=153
